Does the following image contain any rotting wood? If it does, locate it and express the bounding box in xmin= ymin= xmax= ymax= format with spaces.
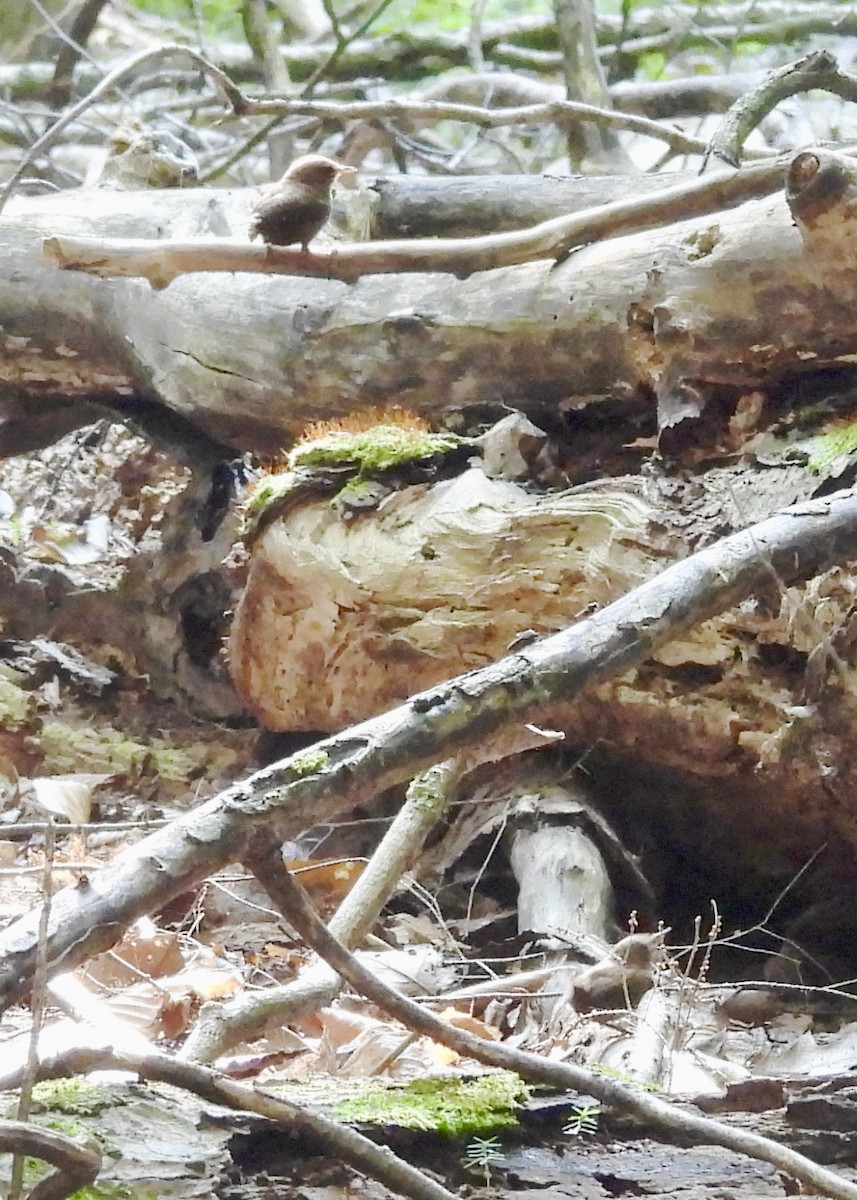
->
xmin=0 ymin=488 xmax=857 ymax=1010
xmin=228 ymin=470 xmax=663 ymax=731
xmin=224 ymin=424 xmax=857 ymax=879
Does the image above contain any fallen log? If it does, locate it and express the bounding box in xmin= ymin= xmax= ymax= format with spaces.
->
xmin=5 ymin=151 xmax=852 ymax=457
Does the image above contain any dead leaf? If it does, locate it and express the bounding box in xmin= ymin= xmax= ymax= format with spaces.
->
xmin=29 ymin=773 xmax=111 ymax=823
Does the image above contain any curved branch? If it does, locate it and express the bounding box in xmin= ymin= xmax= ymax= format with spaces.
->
xmin=707 ymin=50 xmax=857 ymax=167
xmin=0 ymin=1120 xmax=101 ymax=1200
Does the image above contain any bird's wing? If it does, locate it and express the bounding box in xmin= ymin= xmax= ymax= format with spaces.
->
xmin=249 ymin=193 xmax=328 ymax=233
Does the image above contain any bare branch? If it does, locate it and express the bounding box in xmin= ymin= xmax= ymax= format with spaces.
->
xmin=0 ymin=1120 xmax=101 ymax=1200
xmin=42 ymin=154 xmax=788 ymax=287
xmin=222 ymin=90 xmax=762 ymax=159
xmin=707 ymin=49 xmax=857 ymax=167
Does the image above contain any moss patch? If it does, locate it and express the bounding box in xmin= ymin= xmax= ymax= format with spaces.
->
xmin=242 ymin=420 xmax=474 ymax=538
xmin=800 ymin=421 xmax=857 ymax=473
xmin=0 ymin=672 xmax=36 ymax=724
xmin=243 ymin=470 xmax=300 ymax=520
xmin=291 ymin=747 xmax=329 ymax=776
xmin=289 ymin=424 xmax=468 ymax=474
xmin=31 ymin=1079 xmax=126 ymax=1117
xmin=38 ymin=720 xmax=234 ymax=782
xmin=333 ymin=1072 xmax=529 ymax=1135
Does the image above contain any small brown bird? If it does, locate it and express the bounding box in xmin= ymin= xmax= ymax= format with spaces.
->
xmin=249 ymin=154 xmax=357 ymax=250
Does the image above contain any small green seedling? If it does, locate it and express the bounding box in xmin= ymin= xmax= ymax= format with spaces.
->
xmin=463 ymin=1134 xmax=505 ymax=1186
xmin=563 ymin=1104 xmax=601 ymax=1137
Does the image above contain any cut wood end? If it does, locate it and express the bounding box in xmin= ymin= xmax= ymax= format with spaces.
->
xmin=786 ymin=147 xmax=857 ymax=231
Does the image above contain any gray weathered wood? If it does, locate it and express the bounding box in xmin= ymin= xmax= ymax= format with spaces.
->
xmin=0 ymin=154 xmax=850 ymax=459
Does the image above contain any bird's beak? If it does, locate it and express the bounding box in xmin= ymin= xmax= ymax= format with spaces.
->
xmin=335 ymin=164 xmax=358 ymax=177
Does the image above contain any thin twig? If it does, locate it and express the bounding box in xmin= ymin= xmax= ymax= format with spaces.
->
xmin=468 ymin=0 xmax=489 ymax=71
xmin=302 ymin=0 xmax=398 ymax=95
xmin=9 ymin=820 xmax=55 ymax=1200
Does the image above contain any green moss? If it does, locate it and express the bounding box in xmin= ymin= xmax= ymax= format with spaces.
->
xmin=407 ymin=762 xmax=454 ymax=814
xmin=800 ymin=421 xmax=857 ymax=473
xmin=242 ymin=423 xmax=473 ymax=537
xmin=333 ymin=477 xmax=382 ymax=507
xmin=291 ymin=747 xmax=329 ymax=776
xmin=38 ymin=721 xmax=215 ymax=781
xmin=4 ymin=1084 xmax=139 ymax=1199
xmin=0 ymin=673 xmax=36 ymax=725
xmin=243 ymin=470 xmax=301 ymax=523
xmin=289 ymin=425 xmax=467 ymax=474
xmin=31 ymin=1079 xmax=125 ymax=1117
xmin=0 ymin=674 xmax=235 ymax=784
xmin=41 ymin=1116 xmax=93 ymax=1139
xmin=240 ymin=468 xmax=319 ymax=542
xmin=333 ymin=1072 xmax=529 ymax=1135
